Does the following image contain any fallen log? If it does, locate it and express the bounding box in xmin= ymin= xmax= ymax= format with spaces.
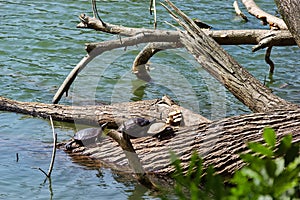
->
xmin=0 ymin=95 xmax=299 ymax=177
xmin=0 ymin=95 xmax=209 ymax=127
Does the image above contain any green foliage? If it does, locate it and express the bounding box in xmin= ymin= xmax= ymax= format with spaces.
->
xmin=167 ymin=127 xmax=300 ymax=200
xmin=169 ymin=152 xmax=226 ymax=200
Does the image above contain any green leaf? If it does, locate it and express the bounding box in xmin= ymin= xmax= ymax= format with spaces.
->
xmin=276 ymin=134 xmax=292 ymax=156
xmin=284 ymin=143 xmax=300 ymax=166
xmin=186 ymin=152 xmax=202 ymax=179
xmin=263 ymin=127 xmax=276 ymax=148
xmin=248 ymin=142 xmax=274 ymax=157
xmin=265 ymin=159 xmax=276 ymax=178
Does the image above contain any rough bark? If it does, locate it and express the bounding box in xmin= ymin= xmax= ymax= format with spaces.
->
xmin=82 ymin=108 xmax=300 ymax=176
xmin=274 ymin=0 xmax=300 ymax=47
xmin=1 ymin=95 xmax=299 ymax=176
xmin=163 ymin=0 xmax=298 ymax=113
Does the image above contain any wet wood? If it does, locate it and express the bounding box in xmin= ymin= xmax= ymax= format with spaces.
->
xmin=1 ymin=96 xmax=300 ymax=177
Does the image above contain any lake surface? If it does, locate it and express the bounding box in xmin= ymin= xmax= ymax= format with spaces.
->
xmin=0 ymin=0 xmax=299 ymax=199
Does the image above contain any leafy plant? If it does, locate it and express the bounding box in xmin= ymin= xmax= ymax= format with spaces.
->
xmin=166 ymin=127 xmax=300 ymax=200
xmin=229 ymin=127 xmax=300 ymax=199
xmin=169 ymin=152 xmax=226 ymax=200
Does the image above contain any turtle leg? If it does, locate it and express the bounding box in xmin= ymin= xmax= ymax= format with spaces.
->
xmin=65 ymin=140 xmax=75 ymax=150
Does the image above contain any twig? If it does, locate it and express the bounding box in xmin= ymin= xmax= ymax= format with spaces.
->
xmin=39 ymin=116 xmax=57 ymax=178
xmin=47 ymin=116 xmax=57 ymax=177
xmin=149 ymin=0 xmax=153 ymax=15
xmin=91 ymin=0 xmax=106 ymax=26
xmin=153 ymin=0 xmax=157 ymax=29
xmin=233 ymin=0 xmax=248 ymax=22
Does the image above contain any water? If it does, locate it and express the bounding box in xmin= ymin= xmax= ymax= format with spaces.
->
xmin=0 ymin=0 xmax=299 ymax=199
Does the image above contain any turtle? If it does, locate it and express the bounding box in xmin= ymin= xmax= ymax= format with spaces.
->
xmin=65 ymin=123 xmax=107 ymax=150
xmin=147 ymin=122 xmax=175 ymax=140
xmin=118 ymin=118 xmax=175 ymax=140
xmin=118 ymin=118 xmax=156 ymax=138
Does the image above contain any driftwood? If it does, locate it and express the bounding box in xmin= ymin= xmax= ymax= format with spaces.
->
xmin=1 ymin=1 xmax=299 ymax=178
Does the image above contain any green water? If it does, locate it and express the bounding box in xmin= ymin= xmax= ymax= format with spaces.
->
xmin=0 ymin=0 xmax=299 ymax=199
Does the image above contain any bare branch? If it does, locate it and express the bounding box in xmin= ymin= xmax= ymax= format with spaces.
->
xmin=233 ymin=0 xmax=248 ymax=22
xmin=47 ymin=116 xmax=57 ymax=177
xmin=242 ymin=0 xmax=287 ymax=30
xmin=132 ymin=42 xmax=181 ymax=81
xmin=38 ymin=116 xmax=57 ymax=178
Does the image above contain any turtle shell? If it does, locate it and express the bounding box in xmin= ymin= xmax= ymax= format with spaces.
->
xmin=147 ymin=122 xmax=166 ymax=135
xmin=74 ymin=128 xmax=102 ymax=142
xmin=148 ymin=123 xmax=175 ymax=140
xmin=118 ymin=118 xmax=156 ymax=138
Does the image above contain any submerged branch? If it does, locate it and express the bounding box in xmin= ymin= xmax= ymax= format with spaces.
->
xmin=47 ymin=116 xmax=57 ymax=177
xmin=38 ymin=116 xmax=57 ymax=178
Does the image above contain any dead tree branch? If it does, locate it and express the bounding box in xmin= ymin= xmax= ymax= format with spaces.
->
xmin=52 ymin=31 xmax=179 ymax=104
xmin=233 ymin=0 xmax=248 ymax=22
xmin=162 ymin=0 xmax=297 ymax=113
xmin=53 ymin=26 xmax=295 ymax=103
xmin=241 ymin=0 xmax=287 ymax=30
